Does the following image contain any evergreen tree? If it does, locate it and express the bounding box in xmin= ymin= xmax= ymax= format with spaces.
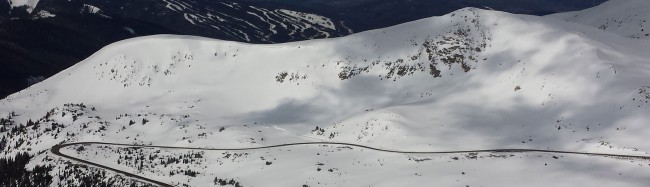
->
xmin=0 ymin=152 xmax=53 ymax=187
xmin=0 ymin=136 xmax=6 ymax=151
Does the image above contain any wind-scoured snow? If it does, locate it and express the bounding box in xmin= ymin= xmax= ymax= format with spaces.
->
xmin=2 ymin=6 xmax=650 ymax=187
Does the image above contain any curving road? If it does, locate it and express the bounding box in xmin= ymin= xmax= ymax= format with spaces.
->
xmin=52 ymin=141 xmax=650 ymax=187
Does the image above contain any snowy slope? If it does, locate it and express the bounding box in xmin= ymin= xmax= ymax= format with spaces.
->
xmin=549 ymin=0 xmax=650 ymax=40
xmin=2 ymin=7 xmax=650 ymax=186
xmin=0 ymin=0 xmax=349 ymax=104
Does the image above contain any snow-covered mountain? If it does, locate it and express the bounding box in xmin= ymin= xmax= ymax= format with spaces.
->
xmin=0 ymin=0 xmax=607 ymax=100
xmin=549 ymin=0 xmax=650 ymax=40
xmin=0 ymin=0 xmax=349 ymax=101
xmin=3 ymin=3 xmax=650 ymax=187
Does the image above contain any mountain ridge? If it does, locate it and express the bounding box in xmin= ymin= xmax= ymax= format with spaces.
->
xmin=0 ymin=0 xmax=609 ymax=100
xmin=549 ymin=0 xmax=650 ymax=40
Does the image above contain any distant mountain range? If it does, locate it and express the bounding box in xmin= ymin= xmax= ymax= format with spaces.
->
xmin=238 ymin=0 xmax=610 ymax=32
xmin=0 ymin=0 xmax=607 ymax=99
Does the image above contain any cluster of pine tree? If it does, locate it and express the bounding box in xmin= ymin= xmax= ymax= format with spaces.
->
xmin=213 ymin=177 xmax=243 ymax=187
xmin=0 ymin=136 xmax=6 ymax=151
xmin=0 ymin=152 xmax=53 ymax=187
xmin=56 ymin=164 xmax=147 ymax=187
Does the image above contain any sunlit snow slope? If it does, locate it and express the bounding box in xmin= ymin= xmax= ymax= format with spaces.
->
xmin=2 ymin=6 xmax=650 ymax=187
xmin=549 ymin=0 xmax=650 ymax=40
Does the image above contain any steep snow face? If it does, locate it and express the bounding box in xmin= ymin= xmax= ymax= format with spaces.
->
xmin=549 ymin=0 xmax=650 ymax=40
xmin=2 ymin=8 xmax=650 ymax=186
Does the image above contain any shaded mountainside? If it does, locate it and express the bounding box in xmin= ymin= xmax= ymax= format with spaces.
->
xmin=0 ymin=0 xmax=9 ymax=17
